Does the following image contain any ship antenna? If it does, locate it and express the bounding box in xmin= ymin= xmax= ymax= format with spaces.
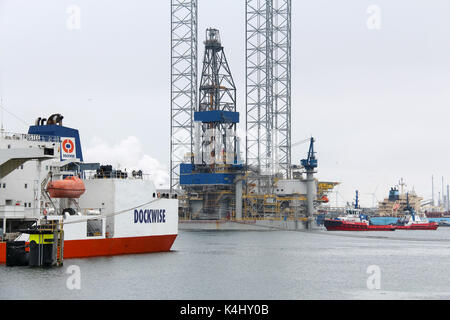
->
xmin=0 ymin=98 xmax=27 ymax=128
xmin=0 ymin=96 xmax=4 ymax=133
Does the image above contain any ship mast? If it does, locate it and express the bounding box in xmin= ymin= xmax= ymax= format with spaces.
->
xmin=398 ymin=178 xmax=406 ymax=195
xmin=0 ymin=97 xmax=4 ymax=133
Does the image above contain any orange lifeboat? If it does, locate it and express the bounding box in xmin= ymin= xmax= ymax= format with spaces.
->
xmin=47 ymin=176 xmax=86 ymax=198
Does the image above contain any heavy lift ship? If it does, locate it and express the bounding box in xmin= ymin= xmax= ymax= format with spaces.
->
xmin=0 ymin=114 xmax=178 ymax=267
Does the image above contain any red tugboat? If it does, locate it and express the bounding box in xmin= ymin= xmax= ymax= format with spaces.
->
xmin=324 ymin=191 xmax=396 ymax=231
xmin=324 ymin=210 xmax=396 ymax=231
xmin=394 ymin=193 xmax=438 ymax=230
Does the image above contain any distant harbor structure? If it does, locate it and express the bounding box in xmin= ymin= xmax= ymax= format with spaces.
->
xmin=377 ymin=187 xmax=423 ymax=217
xmin=376 ymin=177 xmax=449 ymax=217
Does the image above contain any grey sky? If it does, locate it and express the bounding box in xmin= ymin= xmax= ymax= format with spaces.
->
xmin=0 ymin=0 xmax=449 ymax=206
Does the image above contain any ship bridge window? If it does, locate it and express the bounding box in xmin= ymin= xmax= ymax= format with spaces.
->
xmin=87 ymin=219 xmax=103 ymax=237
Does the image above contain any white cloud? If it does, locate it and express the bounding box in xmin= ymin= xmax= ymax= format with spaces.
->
xmin=83 ymin=136 xmax=169 ymax=188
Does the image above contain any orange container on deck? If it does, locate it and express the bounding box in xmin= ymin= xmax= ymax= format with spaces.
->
xmin=47 ymin=176 xmax=86 ymax=198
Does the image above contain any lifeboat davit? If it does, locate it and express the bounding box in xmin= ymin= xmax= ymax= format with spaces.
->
xmin=47 ymin=176 xmax=86 ymax=198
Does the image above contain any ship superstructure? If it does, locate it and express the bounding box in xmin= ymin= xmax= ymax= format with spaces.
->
xmin=0 ymin=115 xmax=178 ymax=265
xmin=377 ymin=183 xmax=423 ymax=217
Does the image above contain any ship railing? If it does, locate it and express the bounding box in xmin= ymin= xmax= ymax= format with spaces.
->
xmin=0 ymin=131 xmax=60 ymax=143
xmin=84 ymin=171 xmax=153 ymax=180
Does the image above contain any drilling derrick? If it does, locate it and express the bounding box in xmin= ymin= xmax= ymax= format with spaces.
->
xmin=196 ymin=28 xmax=238 ymax=167
xmin=180 ymin=29 xmax=244 ymax=220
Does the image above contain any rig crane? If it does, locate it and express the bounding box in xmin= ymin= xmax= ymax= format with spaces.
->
xmin=300 ymin=137 xmax=317 ymax=229
xmin=300 ymin=137 xmax=317 ymax=171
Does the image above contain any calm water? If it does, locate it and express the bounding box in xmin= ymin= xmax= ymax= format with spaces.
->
xmin=2 ymin=228 xmax=450 ymax=300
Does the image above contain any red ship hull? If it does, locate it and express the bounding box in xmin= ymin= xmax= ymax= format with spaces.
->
xmin=0 ymin=234 xmax=177 ymax=264
xmin=395 ymin=223 xmax=438 ymax=230
xmin=324 ymin=219 xmax=396 ymax=231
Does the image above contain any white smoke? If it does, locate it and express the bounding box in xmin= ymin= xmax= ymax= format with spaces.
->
xmin=83 ymin=136 xmax=169 ymax=188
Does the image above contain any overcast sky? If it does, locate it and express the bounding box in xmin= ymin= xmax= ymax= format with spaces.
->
xmin=0 ymin=0 xmax=449 ymax=207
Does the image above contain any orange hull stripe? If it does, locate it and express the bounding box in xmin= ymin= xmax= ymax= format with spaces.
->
xmin=0 ymin=234 xmax=177 ymax=263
